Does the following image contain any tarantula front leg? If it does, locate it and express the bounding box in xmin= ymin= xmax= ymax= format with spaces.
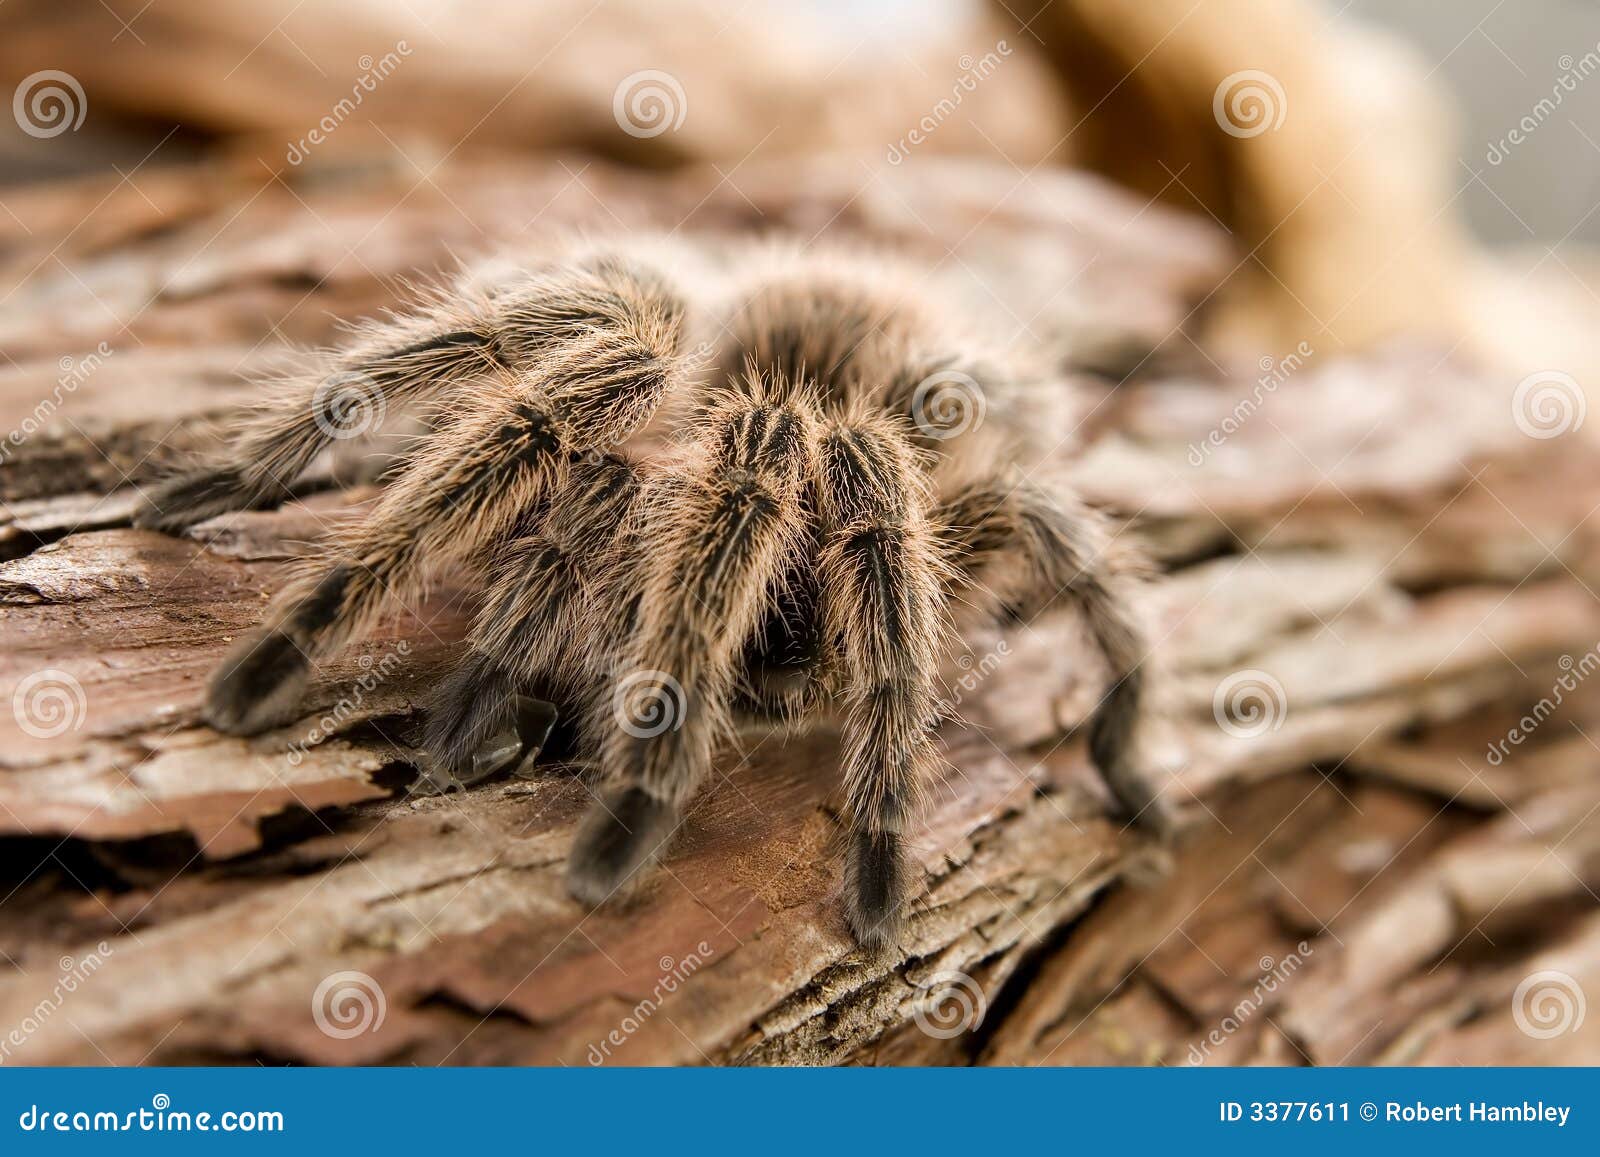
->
xmin=935 ymin=475 xmax=1167 ymax=828
xmin=565 ymin=391 xmax=813 ymax=906
xmin=815 ymin=413 xmax=945 ymax=949
xmin=422 ymin=450 xmax=647 ymax=785
xmin=135 ymin=253 xmax=684 ymax=532
xmin=205 ymin=345 xmax=672 ymax=736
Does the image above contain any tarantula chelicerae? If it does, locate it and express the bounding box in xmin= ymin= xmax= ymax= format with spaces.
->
xmin=135 ymin=236 xmax=1163 ymax=948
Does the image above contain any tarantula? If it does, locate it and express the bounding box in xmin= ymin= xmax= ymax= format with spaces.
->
xmin=134 ymin=236 xmax=1162 ymax=949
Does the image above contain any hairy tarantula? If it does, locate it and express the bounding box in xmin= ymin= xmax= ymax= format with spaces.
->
xmin=134 ymin=236 xmax=1162 ymax=949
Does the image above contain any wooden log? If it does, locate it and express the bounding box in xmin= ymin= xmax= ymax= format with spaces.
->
xmin=0 ymin=153 xmax=1594 ymax=1066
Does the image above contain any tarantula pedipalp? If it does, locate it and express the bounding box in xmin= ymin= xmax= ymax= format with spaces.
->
xmin=135 ymin=236 xmax=1163 ymax=949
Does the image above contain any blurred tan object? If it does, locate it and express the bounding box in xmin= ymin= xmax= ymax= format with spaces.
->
xmin=1005 ymin=0 xmax=1478 ymax=354
xmin=0 ymin=0 xmax=1066 ymax=171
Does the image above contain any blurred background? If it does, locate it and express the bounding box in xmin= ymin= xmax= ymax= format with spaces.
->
xmin=3 ymin=0 xmax=1599 ymax=383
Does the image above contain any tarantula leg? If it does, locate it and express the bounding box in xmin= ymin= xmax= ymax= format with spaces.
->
xmin=815 ymin=415 xmax=944 ymax=949
xmin=135 ymin=328 xmax=502 ymax=534
xmin=136 ymin=252 xmax=685 ymax=533
xmin=425 ymin=452 xmax=645 ymax=781
xmin=207 ymin=343 xmax=674 ymax=736
xmin=567 ymin=393 xmax=812 ymax=907
xmin=936 ymin=477 xmax=1168 ymax=829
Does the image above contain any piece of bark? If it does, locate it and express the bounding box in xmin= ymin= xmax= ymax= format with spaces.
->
xmin=0 ymin=153 xmax=1594 ymax=1067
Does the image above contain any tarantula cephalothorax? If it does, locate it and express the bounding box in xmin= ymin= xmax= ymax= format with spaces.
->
xmin=135 ymin=236 xmax=1163 ymax=948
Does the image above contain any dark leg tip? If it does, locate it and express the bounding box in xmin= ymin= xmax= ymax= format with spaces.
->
xmin=1089 ymin=674 xmax=1177 ymax=836
xmin=422 ymin=654 xmax=517 ymax=788
xmin=844 ymin=830 xmax=907 ymax=951
xmin=565 ymin=786 xmax=678 ymax=908
xmin=203 ymin=630 xmax=311 ymax=735
xmin=133 ymin=467 xmax=266 ymax=535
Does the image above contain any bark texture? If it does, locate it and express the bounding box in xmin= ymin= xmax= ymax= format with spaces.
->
xmin=0 ymin=153 xmax=1595 ymax=1066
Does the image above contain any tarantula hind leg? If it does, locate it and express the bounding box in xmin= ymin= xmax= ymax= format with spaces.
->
xmin=935 ymin=474 xmax=1177 ymax=835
